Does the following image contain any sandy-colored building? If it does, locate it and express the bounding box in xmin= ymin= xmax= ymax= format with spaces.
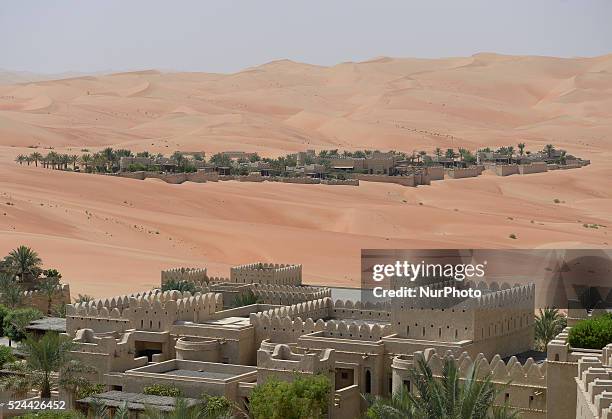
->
xmin=55 ymin=263 xmax=611 ymax=418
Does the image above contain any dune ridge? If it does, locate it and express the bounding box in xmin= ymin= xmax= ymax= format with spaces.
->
xmin=1 ymin=54 xmax=611 ymax=297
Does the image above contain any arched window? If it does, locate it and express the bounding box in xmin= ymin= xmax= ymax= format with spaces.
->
xmin=365 ymin=370 xmax=372 ymax=394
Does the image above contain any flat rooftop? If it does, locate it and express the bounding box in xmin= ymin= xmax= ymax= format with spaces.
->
xmin=204 ymin=316 xmax=252 ymax=327
xmin=26 ymin=317 xmax=66 ymax=333
xmin=126 ymin=359 xmax=257 ymax=382
xmin=162 ymin=369 xmax=236 ymax=380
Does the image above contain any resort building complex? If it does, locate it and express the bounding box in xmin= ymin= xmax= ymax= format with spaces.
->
xmin=30 ymin=261 xmax=608 ymax=418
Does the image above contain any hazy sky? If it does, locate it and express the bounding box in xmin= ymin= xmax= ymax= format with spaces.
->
xmin=1 ymin=0 xmax=611 ymax=74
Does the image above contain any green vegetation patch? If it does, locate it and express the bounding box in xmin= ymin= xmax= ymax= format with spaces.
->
xmin=249 ymin=375 xmax=331 ymax=419
xmin=143 ymin=384 xmax=184 ymax=397
xmin=568 ymin=313 xmax=612 ymax=350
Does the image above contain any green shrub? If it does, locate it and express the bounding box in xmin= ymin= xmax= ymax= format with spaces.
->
xmin=3 ymin=307 xmax=43 ymax=342
xmin=143 ymin=384 xmax=183 ymax=397
xmin=250 ymin=375 xmax=331 ymax=419
xmin=0 ymin=304 xmax=9 ymax=335
xmin=568 ymin=313 xmax=612 ymax=349
xmin=201 ymin=394 xmax=232 ymax=417
xmin=76 ymin=382 xmax=106 ymax=400
xmin=0 ymin=344 xmax=15 ymax=366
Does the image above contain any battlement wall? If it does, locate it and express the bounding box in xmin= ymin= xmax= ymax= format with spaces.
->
xmin=331 ymin=299 xmax=391 ymax=322
xmin=251 ymin=297 xmax=332 ymax=323
xmin=230 ymin=263 xmax=302 ymax=286
xmin=73 ymin=289 xmax=166 ymax=312
xmin=391 ymin=281 xmax=535 ymax=345
xmin=161 ymin=267 xmax=208 ymax=286
xmin=397 ymin=349 xmax=548 ymax=416
xmin=418 ymin=349 xmax=547 ymax=386
xmin=22 ymin=284 xmax=71 ymax=313
xmin=250 ymin=313 xmax=393 ymax=345
xmin=67 ymin=291 xmax=222 ymax=334
xmin=251 ymin=285 xmax=331 ymax=306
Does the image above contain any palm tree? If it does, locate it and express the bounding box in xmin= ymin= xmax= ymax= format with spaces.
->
xmin=38 ymin=275 xmax=61 ymax=315
xmin=75 ymin=293 xmax=95 ymax=304
xmin=46 ymin=151 xmax=59 ymax=169
xmin=30 ymin=152 xmax=42 ymax=167
xmin=15 ymin=155 xmax=26 ymax=165
xmin=534 ymin=307 xmax=566 ymax=350
xmin=79 ymin=153 xmax=93 ymax=172
xmin=544 ymin=144 xmax=555 ymax=159
xmin=517 ymin=143 xmax=526 ymax=156
xmin=102 ymin=147 xmax=116 ymax=171
xmin=24 ymin=156 xmax=33 ymax=166
xmin=0 ymin=274 xmax=23 ymax=308
xmin=365 ymin=387 xmax=416 ymax=418
xmin=70 ymin=154 xmax=79 ymax=170
xmin=93 ymin=152 xmax=107 ymax=172
xmin=5 ymin=245 xmax=42 ymax=281
xmin=365 ymin=357 xmax=517 ymax=419
xmin=1 ymin=332 xmax=77 ymax=399
xmin=61 ymin=154 xmax=71 ymax=170
xmin=172 ymin=151 xmax=186 ymax=170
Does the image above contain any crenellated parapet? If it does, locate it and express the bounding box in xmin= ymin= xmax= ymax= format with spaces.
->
xmin=332 ymin=299 xmax=391 ymax=322
xmin=394 ymin=349 xmax=548 ymax=416
xmin=66 ymin=291 xmax=222 ymax=334
xmin=72 ymin=289 xmax=164 ymax=312
xmin=124 ymin=291 xmax=222 ymax=330
xmin=465 ymin=281 xmax=536 ymax=310
xmin=250 ymin=284 xmax=331 ymax=305
xmin=251 ymin=297 xmax=332 ymax=322
xmin=21 ymin=283 xmax=71 ymax=312
xmin=230 ymin=263 xmax=302 ymax=286
xmin=161 ymin=267 xmax=208 ymax=286
xmin=250 ymin=312 xmax=393 ymax=346
xmin=414 ymin=349 xmax=546 ymax=386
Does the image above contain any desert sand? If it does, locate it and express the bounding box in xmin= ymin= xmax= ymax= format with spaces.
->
xmin=1 ymin=54 xmax=611 ymax=297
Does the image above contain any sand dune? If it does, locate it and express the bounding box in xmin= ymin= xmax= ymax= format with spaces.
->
xmin=1 ymin=54 xmax=612 ymax=297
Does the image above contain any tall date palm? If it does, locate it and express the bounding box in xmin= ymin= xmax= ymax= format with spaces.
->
xmin=365 ymin=357 xmax=518 ymax=419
